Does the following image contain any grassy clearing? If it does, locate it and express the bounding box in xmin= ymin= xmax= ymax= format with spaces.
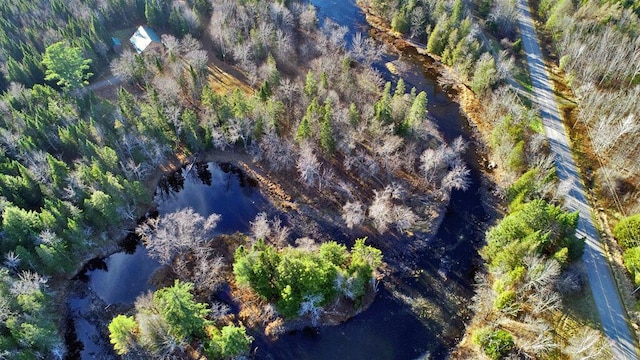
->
xmin=207 ymin=57 xmax=253 ymax=95
xmin=553 ymin=280 xmax=612 ymax=359
xmin=513 ymin=67 xmax=533 ymax=93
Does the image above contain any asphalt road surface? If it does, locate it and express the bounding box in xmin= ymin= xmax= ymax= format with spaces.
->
xmin=517 ymin=0 xmax=638 ymax=358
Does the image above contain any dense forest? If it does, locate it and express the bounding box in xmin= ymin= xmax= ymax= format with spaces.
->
xmin=1 ymin=0 xmax=636 ymax=357
xmin=0 ymin=0 xmax=476 ymax=358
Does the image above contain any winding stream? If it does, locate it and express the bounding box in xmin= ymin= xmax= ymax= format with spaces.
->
xmin=67 ymin=1 xmax=489 ymax=358
xmin=253 ymin=1 xmax=488 ymax=358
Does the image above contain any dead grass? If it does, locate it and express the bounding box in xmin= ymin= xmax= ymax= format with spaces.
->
xmin=207 ymin=57 xmax=253 ymax=95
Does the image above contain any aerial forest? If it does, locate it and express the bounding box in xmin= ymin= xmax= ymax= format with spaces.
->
xmin=0 ymin=0 xmax=474 ymax=358
xmin=1 ymin=0 xmax=637 ymax=358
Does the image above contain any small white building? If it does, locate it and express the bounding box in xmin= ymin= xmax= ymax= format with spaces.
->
xmin=130 ymin=26 xmax=163 ymax=54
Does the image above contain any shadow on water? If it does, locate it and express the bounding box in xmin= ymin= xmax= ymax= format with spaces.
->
xmin=156 ymin=162 xmax=265 ymax=234
xmin=249 ymin=1 xmax=487 ymax=358
xmin=254 ymin=286 xmax=438 ymax=360
xmin=67 ymin=162 xmax=268 ymax=359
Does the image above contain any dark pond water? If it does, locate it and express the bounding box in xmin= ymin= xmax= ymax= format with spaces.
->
xmin=68 ymin=162 xmax=268 ymax=359
xmin=156 ymin=162 xmax=264 ymax=234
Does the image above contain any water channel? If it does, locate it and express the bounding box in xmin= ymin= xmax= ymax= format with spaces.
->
xmin=67 ymin=1 xmax=490 ymax=358
xmin=253 ymin=1 xmax=489 ymax=358
xmin=67 ymin=163 xmax=269 ymax=359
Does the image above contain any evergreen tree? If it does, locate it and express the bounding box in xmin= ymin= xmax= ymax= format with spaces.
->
xmin=145 ymin=0 xmax=163 ymax=27
xmin=320 ymin=118 xmax=335 ymax=154
xmin=84 ymin=190 xmax=119 ymax=230
xmin=205 ymin=325 xmax=253 ymax=359
xmin=296 ymin=117 xmax=312 ymax=142
xmin=169 ymin=6 xmax=188 ymax=36
xmin=108 ymin=315 xmax=137 ymax=355
xmin=180 ymin=108 xmax=204 ymax=152
xmin=426 ymin=20 xmax=448 ymax=55
xmin=374 ymin=82 xmax=393 ymax=124
xmin=348 ymin=103 xmax=360 ymax=126
xmin=394 ymin=78 xmax=406 ymax=97
xmin=42 ymin=42 xmax=93 ymax=90
xmin=304 ymin=71 xmax=318 ymax=98
xmin=406 ymin=91 xmax=428 ymax=129
xmin=153 ymin=280 xmax=209 ymax=341
xmin=258 ymin=80 xmax=272 ymax=102
xmin=46 ymin=154 xmax=70 ymax=190
xmin=471 ymin=53 xmax=498 ymax=94
xmin=1 ymin=205 xmax=42 ymax=252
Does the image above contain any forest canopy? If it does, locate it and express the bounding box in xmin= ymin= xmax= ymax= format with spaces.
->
xmin=234 ymin=238 xmax=382 ymax=319
xmin=0 ymin=0 xmax=475 ymax=357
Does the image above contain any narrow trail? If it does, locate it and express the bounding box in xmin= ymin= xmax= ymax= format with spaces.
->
xmin=86 ymin=75 xmax=122 ymax=92
xmin=517 ymin=0 xmax=638 ymax=358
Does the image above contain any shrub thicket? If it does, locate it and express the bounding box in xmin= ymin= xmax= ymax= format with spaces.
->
xmin=472 ymin=327 xmax=515 ymax=360
xmin=233 ymin=238 xmax=382 ymax=318
xmin=614 ymin=214 xmax=640 ymax=249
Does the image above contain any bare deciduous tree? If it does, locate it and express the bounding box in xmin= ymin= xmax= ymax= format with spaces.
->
xmin=441 ymin=164 xmax=471 ymax=192
xmin=566 ymin=328 xmax=607 ymax=360
xmin=271 ymin=217 xmax=290 ymax=247
xmin=470 ymin=273 xmax=496 ymax=320
xmin=488 ymin=0 xmax=519 ymax=39
xmin=342 ymin=201 xmax=365 ymax=229
xmin=297 ymin=143 xmax=321 ymax=187
xmin=190 ymin=252 xmax=225 ymax=293
xmin=4 ymin=251 xmax=20 ymax=271
xmin=344 ymin=149 xmax=381 ymax=184
xmin=393 ymin=205 xmax=419 ymax=232
xmin=317 ymin=165 xmax=335 ymax=192
xmin=184 ymin=49 xmax=209 ymax=75
xmin=375 ymin=134 xmax=403 ymax=179
xmin=136 ymin=208 xmax=220 ymax=265
xmin=420 ymin=145 xmax=448 ymax=185
xmin=368 ymin=188 xmax=394 ymax=233
xmin=298 ymin=294 xmax=323 ymax=325
xmin=299 ymin=5 xmax=317 ymax=31
xmin=251 ymin=212 xmax=271 ymax=241
xmin=556 ymin=268 xmax=582 ymax=294
xmin=210 ymin=302 xmax=231 ymax=320
xmin=10 ymin=271 xmax=47 ymax=297
xmin=515 ymin=316 xmax=557 ymax=357
xmin=110 ymin=50 xmax=138 ymax=83
xmin=523 ymin=255 xmax=560 ymax=292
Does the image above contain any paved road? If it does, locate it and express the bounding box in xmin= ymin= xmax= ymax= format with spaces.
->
xmin=517 ymin=0 xmax=638 ymax=358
